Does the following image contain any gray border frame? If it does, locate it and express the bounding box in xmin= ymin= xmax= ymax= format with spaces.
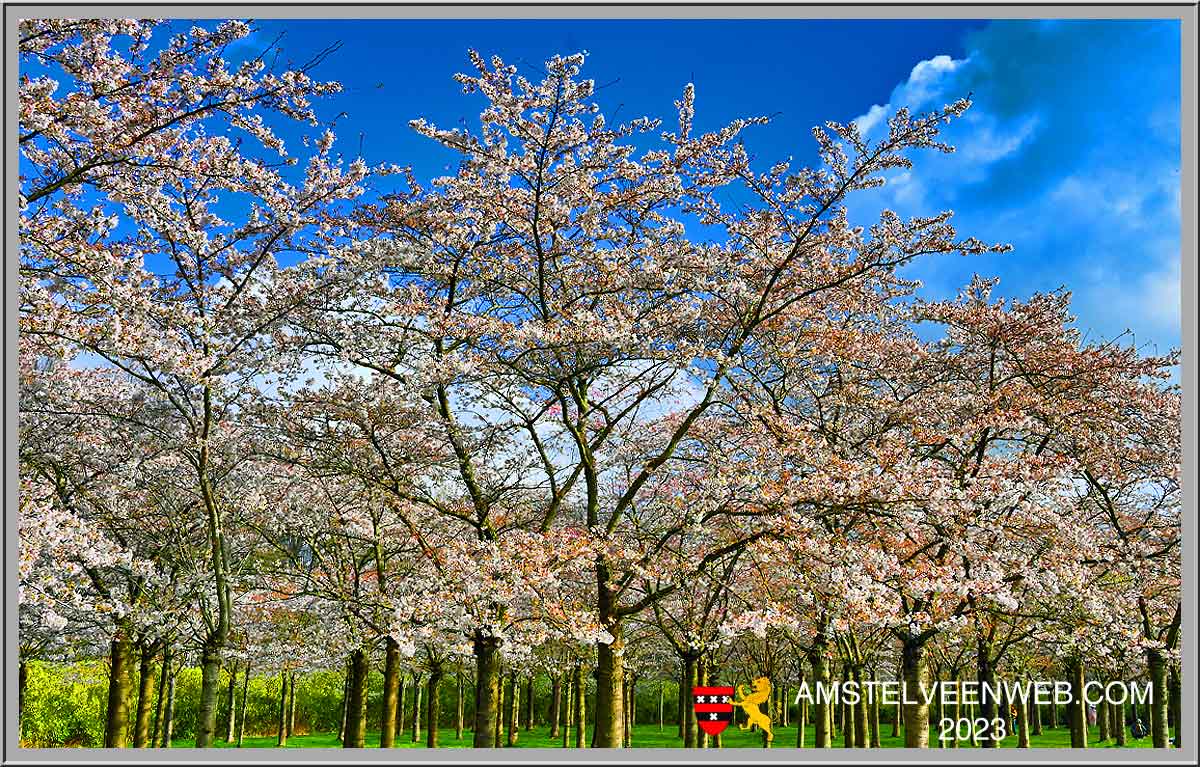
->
xmin=4 ymin=3 xmax=1195 ymax=765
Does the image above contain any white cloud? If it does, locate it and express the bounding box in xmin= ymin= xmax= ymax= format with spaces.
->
xmin=853 ymin=54 xmax=968 ymax=139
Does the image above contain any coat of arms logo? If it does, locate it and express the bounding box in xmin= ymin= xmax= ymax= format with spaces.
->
xmin=692 ymin=684 xmax=734 ymax=736
xmin=692 ymin=677 xmax=775 ymax=741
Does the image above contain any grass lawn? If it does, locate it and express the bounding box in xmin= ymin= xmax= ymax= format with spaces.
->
xmin=169 ymin=723 xmax=1172 ymax=748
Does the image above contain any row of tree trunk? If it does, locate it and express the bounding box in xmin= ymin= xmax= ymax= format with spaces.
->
xmin=87 ymin=636 xmax=1180 ymax=749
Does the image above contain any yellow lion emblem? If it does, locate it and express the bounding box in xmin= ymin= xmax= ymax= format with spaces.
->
xmin=732 ymin=676 xmax=773 ymax=742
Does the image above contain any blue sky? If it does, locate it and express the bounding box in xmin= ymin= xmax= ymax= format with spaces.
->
xmin=176 ymin=19 xmax=1184 ymax=352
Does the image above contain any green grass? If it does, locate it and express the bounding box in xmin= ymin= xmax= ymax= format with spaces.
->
xmin=167 ymin=723 xmax=1172 ymax=748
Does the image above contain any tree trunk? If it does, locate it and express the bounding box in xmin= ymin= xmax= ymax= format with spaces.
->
xmin=901 ymin=636 xmax=930 ymax=748
xmin=18 ymin=659 xmax=28 ymax=739
xmin=550 ymin=673 xmax=563 ymax=738
xmin=628 ymin=681 xmax=638 ymax=748
xmin=222 ymin=662 xmax=237 ymax=743
xmin=506 ymin=670 xmax=519 ymax=745
xmin=345 ymin=649 xmax=369 ymax=748
xmin=472 ymin=634 xmax=500 ymax=748
xmin=1029 ymin=680 xmax=1043 ymax=736
xmin=658 ymin=680 xmax=664 ymax=733
xmin=677 ymin=664 xmax=686 ymax=737
xmin=380 ymin=639 xmax=401 ymax=747
xmin=627 ymin=674 xmax=637 ymax=746
xmin=337 ymin=663 xmax=349 ymax=743
xmin=1112 ymin=690 xmax=1126 ymax=746
xmin=151 ymin=648 xmax=169 ymax=747
xmin=574 ymin=662 xmax=587 ymax=748
xmin=870 ymin=669 xmax=881 ymax=747
xmin=1068 ymin=657 xmax=1087 ymax=748
xmin=1169 ymin=664 xmax=1180 ymax=747
xmin=132 ymin=644 xmax=156 ymax=747
xmin=976 ymin=636 xmax=997 ymax=748
xmin=562 ymin=668 xmax=574 ymax=747
xmin=1098 ymin=696 xmax=1109 ymax=742
xmin=162 ymin=668 xmax=177 ymax=748
xmin=493 ymin=669 xmax=502 ymax=747
xmin=397 ymin=674 xmax=406 ymax=735
xmin=807 ymin=642 xmax=832 ymax=748
xmin=427 ymin=665 xmax=443 ymax=748
xmin=524 ymin=675 xmax=534 ymax=731
xmin=194 ymin=640 xmax=223 ymax=748
xmin=681 ymin=654 xmax=699 ymax=747
xmin=852 ymin=664 xmax=868 ymax=747
xmin=796 ymin=661 xmax=807 ymax=748
xmin=104 ymin=633 xmax=133 ymax=747
xmin=277 ymin=671 xmax=290 ymax=747
xmin=593 ymin=577 xmax=624 ymax=748
xmin=411 ymin=673 xmax=423 ymax=743
xmin=237 ymin=663 xmax=249 ymax=746
xmin=1016 ymin=680 xmax=1030 ymax=748
xmin=1147 ymin=649 xmax=1169 ymax=748
xmin=287 ymin=671 xmax=297 ymax=736
xmin=456 ymin=670 xmax=465 ymax=740
xmin=841 ymin=664 xmax=854 ymax=748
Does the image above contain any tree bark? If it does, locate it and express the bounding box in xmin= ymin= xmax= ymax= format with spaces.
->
xmin=506 ymin=670 xmax=519 ymax=745
xmin=237 ymin=663 xmax=249 ymax=746
xmin=562 ymin=668 xmax=574 ymax=747
xmin=796 ymin=661 xmax=807 ymax=748
xmin=18 ymin=659 xmax=28 ymax=740
xmin=657 ymin=680 xmax=664 ymax=733
xmin=427 ymin=664 xmax=443 ymax=748
xmin=627 ymin=673 xmax=637 ymax=746
xmin=1016 ymin=680 xmax=1030 ymax=748
xmin=345 ymin=648 xmax=369 ymax=748
xmin=133 ymin=643 xmax=156 ymax=747
xmin=870 ymin=669 xmax=881 ymax=747
xmin=195 ymin=640 xmax=223 ymax=748
xmin=456 ymin=669 xmax=465 ymax=740
xmin=337 ymin=663 xmax=349 ymax=743
xmin=1112 ymin=690 xmax=1126 ymax=746
xmin=1147 ymin=649 xmax=1170 ymax=748
xmin=976 ymin=636 xmax=998 ymax=748
xmin=104 ymin=633 xmax=133 ymax=747
xmin=681 ymin=653 xmax=699 ymax=747
xmin=277 ymin=671 xmax=290 ymax=746
xmin=593 ymin=577 xmax=625 ymax=748
xmin=852 ymin=664 xmax=868 ymax=747
xmin=397 ymin=674 xmax=406 ymax=735
xmin=1169 ymin=664 xmax=1180 ymax=747
xmin=841 ymin=664 xmax=854 ymax=748
xmin=472 ymin=634 xmax=500 ymax=748
xmin=677 ymin=664 xmax=686 ymax=737
xmin=162 ymin=668 xmax=176 ymax=748
xmin=222 ymin=662 xmax=237 ymax=743
xmin=380 ymin=639 xmax=401 ymax=747
xmin=574 ymin=662 xmax=587 ymax=748
xmin=1029 ymin=680 xmax=1043 ymax=736
xmin=493 ymin=669 xmax=502 ymax=747
xmin=550 ymin=673 xmax=563 ymax=738
xmin=807 ymin=642 xmax=833 ymax=748
xmin=524 ymin=674 xmax=534 ymax=731
xmin=1098 ymin=696 xmax=1109 ymax=742
xmin=901 ymin=636 xmax=930 ymax=748
xmin=1068 ymin=657 xmax=1087 ymax=748
xmin=287 ymin=671 xmax=297 ymax=736
xmin=411 ymin=673 xmax=423 ymax=743
xmin=152 ymin=648 xmax=169 ymax=747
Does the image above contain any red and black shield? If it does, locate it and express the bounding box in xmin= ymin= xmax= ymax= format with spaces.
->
xmin=693 ymin=685 xmax=734 ymax=736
